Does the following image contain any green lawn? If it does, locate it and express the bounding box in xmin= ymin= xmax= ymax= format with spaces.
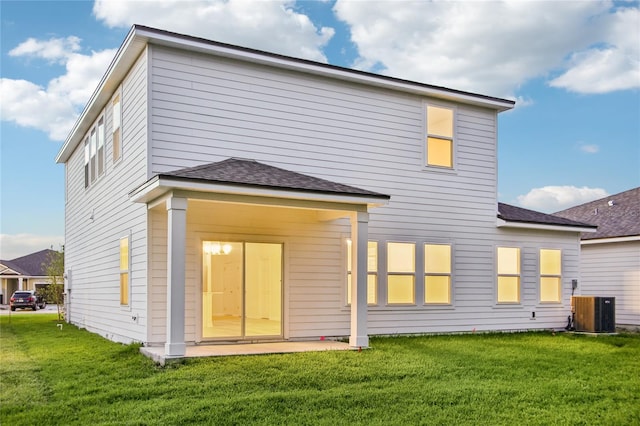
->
xmin=1 ymin=315 xmax=639 ymax=425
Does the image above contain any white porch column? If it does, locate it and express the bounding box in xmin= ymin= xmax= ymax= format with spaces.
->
xmin=165 ymin=196 xmax=187 ymax=357
xmin=349 ymin=211 xmax=369 ymax=348
xmin=18 ymin=277 xmax=24 ymax=291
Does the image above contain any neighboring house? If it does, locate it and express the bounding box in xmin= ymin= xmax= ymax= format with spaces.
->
xmin=55 ymin=25 xmax=595 ymax=358
xmin=555 ymin=187 xmax=640 ymax=328
xmin=0 ymin=249 xmax=58 ymax=304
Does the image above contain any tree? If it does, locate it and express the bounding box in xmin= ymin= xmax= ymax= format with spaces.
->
xmin=42 ymin=247 xmax=65 ymax=321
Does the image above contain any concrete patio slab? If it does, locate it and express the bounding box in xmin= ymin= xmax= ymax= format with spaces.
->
xmin=140 ymin=340 xmax=355 ymax=365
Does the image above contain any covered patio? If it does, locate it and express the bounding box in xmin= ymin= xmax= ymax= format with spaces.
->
xmin=130 ymin=158 xmax=390 ymax=360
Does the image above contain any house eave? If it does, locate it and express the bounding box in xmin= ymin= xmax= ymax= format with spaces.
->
xmin=55 ymin=26 xmax=147 ymax=164
xmin=136 ymin=26 xmax=514 ymax=111
xmin=129 ymin=175 xmax=390 ymax=209
xmin=56 ymin=24 xmax=514 ymax=165
xmin=496 ymin=218 xmax=597 ymax=233
xmin=581 ymin=235 xmax=640 ymax=245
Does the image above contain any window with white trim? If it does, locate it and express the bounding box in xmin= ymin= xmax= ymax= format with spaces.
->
xmin=425 ymin=243 xmax=451 ymax=304
xmin=497 ymin=247 xmax=520 ymax=303
xmin=112 ymin=93 xmax=122 ymax=163
xmin=346 ymin=240 xmax=378 ymax=305
xmin=426 ymin=105 xmax=454 ymax=168
xmin=387 ymin=242 xmax=415 ymax=304
xmin=90 ymin=127 xmax=97 ymax=183
xmin=540 ymin=249 xmax=562 ymax=302
xmin=120 ymin=236 xmax=130 ymax=306
xmin=84 ymin=136 xmax=90 ymax=188
xmin=97 ymin=117 xmax=105 ymax=176
xmin=83 ymin=116 xmax=105 ymax=189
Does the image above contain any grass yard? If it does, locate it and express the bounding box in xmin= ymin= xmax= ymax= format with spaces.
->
xmin=1 ymin=315 xmax=639 ymax=425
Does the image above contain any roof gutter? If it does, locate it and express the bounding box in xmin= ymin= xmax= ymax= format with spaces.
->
xmin=581 ymin=235 xmax=640 ymax=245
xmin=496 ymin=218 xmax=598 ymax=233
xmin=129 ymin=175 xmax=390 ymax=209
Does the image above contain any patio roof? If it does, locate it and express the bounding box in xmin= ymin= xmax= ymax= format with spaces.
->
xmin=130 ymin=158 xmax=390 ymax=208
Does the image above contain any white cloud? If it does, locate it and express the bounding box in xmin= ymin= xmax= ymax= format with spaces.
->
xmin=0 ymin=234 xmax=64 ymax=261
xmin=334 ymin=0 xmax=636 ymax=98
xmin=549 ymin=7 xmax=640 ymax=93
xmin=516 ymin=186 xmax=608 ymax=212
xmin=1 ymin=0 xmax=335 ymax=141
xmin=93 ymin=0 xmax=334 ymax=62
xmin=9 ymin=36 xmax=81 ymax=63
xmin=1 ymin=45 xmax=117 ymax=141
xmin=579 ymin=143 xmax=600 ymax=154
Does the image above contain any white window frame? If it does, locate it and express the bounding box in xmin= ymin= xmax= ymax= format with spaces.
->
xmin=424 ymin=243 xmax=452 ymax=304
xmin=346 ymin=239 xmax=378 ymax=306
xmin=119 ymin=234 xmax=131 ymax=307
xmin=112 ymin=90 xmax=122 ymax=163
xmin=386 ymin=241 xmax=416 ymax=305
xmin=83 ymin=136 xmax=90 ymax=188
xmin=424 ymin=103 xmax=456 ymax=170
xmin=97 ymin=117 xmax=105 ymax=177
xmin=496 ymin=246 xmax=521 ymax=304
xmin=83 ymin=114 xmax=106 ymax=190
xmin=539 ymin=248 xmax=562 ymax=303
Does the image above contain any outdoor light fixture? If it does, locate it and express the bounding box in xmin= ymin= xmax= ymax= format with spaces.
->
xmin=203 ymin=242 xmax=232 ymax=255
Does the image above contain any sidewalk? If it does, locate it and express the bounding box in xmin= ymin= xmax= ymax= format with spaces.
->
xmin=0 ymin=304 xmax=61 ymax=315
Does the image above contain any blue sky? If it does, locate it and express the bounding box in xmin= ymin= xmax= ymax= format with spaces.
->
xmin=1 ymin=0 xmax=639 ymax=259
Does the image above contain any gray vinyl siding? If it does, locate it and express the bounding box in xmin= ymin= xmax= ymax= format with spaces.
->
xmin=579 ymin=241 xmax=640 ymax=326
xmin=142 ymin=44 xmax=581 ymax=341
xmin=64 ymin=49 xmax=149 ymax=343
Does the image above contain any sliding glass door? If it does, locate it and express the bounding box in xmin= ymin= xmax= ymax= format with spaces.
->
xmin=202 ymin=241 xmax=282 ymax=339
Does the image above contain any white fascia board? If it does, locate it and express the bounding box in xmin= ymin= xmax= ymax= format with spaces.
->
xmin=581 ymin=235 xmax=640 ymax=245
xmin=55 ymin=27 xmax=147 ymax=164
xmin=496 ymin=218 xmax=597 ymax=234
xmin=140 ymin=27 xmax=514 ymax=112
xmin=130 ymin=176 xmax=389 ymax=209
xmin=56 ymin=24 xmax=513 ymax=164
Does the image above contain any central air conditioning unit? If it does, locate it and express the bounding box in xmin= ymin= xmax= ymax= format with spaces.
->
xmin=572 ymin=296 xmax=616 ymax=333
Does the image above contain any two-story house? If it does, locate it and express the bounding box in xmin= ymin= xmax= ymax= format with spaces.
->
xmin=55 ymin=25 xmax=595 ymax=359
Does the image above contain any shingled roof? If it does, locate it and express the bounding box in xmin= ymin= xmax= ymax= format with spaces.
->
xmin=0 ymin=249 xmax=57 ymax=277
xmin=497 ymin=202 xmax=596 ymax=229
xmin=161 ymin=158 xmax=390 ymax=199
xmin=554 ymin=187 xmax=640 ymax=240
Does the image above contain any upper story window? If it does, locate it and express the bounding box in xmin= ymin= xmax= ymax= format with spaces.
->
xmin=424 ymin=243 xmax=451 ymax=304
xmin=387 ymin=242 xmax=415 ymax=304
xmin=497 ymin=247 xmax=520 ymax=303
xmin=540 ymin=249 xmax=562 ymax=303
xmin=346 ymin=240 xmax=378 ymax=305
xmin=84 ymin=137 xmax=90 ymax=188
xmin=97 ymin=117 xmax=105 ymax=176
xmin=426 ymin=105 xmax=454 ymax=168
xmin=90 ymin=127 xmax=97 ymax=183
xmin=84 ymin=116 xmax=105 ymax=189
xmin=112 ymin=93 xmax=122 ymax=163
